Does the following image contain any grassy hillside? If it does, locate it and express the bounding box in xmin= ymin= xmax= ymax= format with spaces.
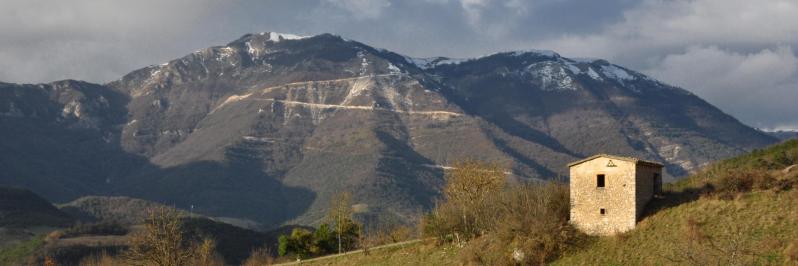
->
xmin=291 ymin=140 xmax=798 ymax=265
xmin=555 ymin=139 xmax=798 ymax=265
xmin=0 ymin=236 xmax=45 ymax=266
xmin=284 ymin=239 xmax=458 ymax=266
xmin=554 ymin=189 xmax=798 ymax=265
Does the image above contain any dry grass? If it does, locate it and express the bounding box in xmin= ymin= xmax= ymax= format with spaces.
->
xmin=296 ymin=239 xmax=458 ymax=266
xmin=553 ymin=190 xmax=798 ymax=265
xmin=242 ymin=246 xmax=274 ymax=266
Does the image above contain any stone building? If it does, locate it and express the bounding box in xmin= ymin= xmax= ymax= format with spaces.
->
xmin=568 ymin=154 xmax=663 ymax=235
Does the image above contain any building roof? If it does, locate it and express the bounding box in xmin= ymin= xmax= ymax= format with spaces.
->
xmin=567 ymin=154 xmax=664 ymax=168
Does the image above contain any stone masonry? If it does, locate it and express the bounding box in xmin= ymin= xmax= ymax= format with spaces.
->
xmin=569 ymin=154 xmax=663 ymax=235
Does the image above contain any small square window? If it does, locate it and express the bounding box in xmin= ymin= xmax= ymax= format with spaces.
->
xmin=600 ymin=208 xmax=606 ymax=215
xmin=597 ymin=174 xmax=605 ymax=187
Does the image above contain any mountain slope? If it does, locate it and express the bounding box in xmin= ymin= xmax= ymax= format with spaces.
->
xmin=0 ymin=186 xmax=73 ymax=228
xmin=0 ymin=32 xmax=777 ymax=227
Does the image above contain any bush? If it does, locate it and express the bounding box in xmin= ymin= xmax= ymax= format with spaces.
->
xmin=460 ymin=183 xmax=578 ymax=265
xmin=425 ymin=181 xmax=581 ymax=265
xmin=242 ymin=246 xmax=274 ymax=266
xmin=121 ymin=207 xmax=222 ymax=266
xmin=712 ymin=168 xmax=778 ymax=199
xmin=424 ymin=160 xmax=505 ymax=242
xmin=277 ymin=221 xmax=360 ymax=259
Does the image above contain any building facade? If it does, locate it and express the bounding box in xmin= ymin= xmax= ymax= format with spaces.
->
xmin=568 ymin=154 xmax=663 ymax=235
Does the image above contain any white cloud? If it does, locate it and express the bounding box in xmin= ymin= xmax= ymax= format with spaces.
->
xmin=324 ymin=0 xmax=392 ymax=20
xmin=532 ymin=0 xmax=798 ymax=129
xmin=646 ymin=46 xmax=798 ymax=128
xmin=0 ymin=0 xmax=222 ymax=83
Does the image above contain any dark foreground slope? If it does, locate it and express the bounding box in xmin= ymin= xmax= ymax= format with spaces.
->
xmin=0 ymin=32 xmax=776 ymax=227
xmin=0 ymin=186 xmax=73 ymax=228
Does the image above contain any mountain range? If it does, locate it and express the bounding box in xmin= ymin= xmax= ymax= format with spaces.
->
xmin=0 ymin=32 xmax=776 ymax=228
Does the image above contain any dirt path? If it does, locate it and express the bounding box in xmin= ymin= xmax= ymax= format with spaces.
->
xmin=273 ymin=238 xmax=432 ymax=265
xmin=783 ymin=164 xmax=798 ymax=174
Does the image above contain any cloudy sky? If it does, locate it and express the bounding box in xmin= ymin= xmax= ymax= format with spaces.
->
xmin=1 ymin=0 xmax=796 ymax=130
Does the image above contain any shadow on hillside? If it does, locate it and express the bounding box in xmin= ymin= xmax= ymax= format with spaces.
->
xmin=119 ymin=160 xmax=316 ymax=229
xmin=640 ymin=184 xmax=714 ymax=220
xmin=0 ymin=84 xmax=316 ymax=229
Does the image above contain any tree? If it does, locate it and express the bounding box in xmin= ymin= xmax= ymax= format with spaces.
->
xmin=278 ymin=228 xmax=314 ymax=259
xmin=122 ymin=207 xmax=221 ymax=266
xmin=311 ymin=223 xmax=335 ymax=255
xmin=278 ymin=235 xmax=289 ymax=257
xmin=329 ymin=192 xmax=354 ymax=254
xmin=443 ymin=160 xmax=506 ymax=239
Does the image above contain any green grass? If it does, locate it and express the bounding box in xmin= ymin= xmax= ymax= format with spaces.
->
xmin=0 ymin=236 xmax=45 ymax=265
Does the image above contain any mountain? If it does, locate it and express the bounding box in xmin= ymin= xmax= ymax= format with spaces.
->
xmin=0 ymin=32 xmax=777 ymax=228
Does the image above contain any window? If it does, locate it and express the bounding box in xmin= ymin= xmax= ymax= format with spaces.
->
xmin=600 ymin=208 xmax=606 ymax=215
xmin=597 ymin=174 xmax=605 ymax=187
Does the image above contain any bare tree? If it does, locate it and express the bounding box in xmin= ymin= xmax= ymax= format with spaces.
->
xmin=122 ymin=207 xmax=221 ymax=266
xmin=443 ymin=160 xmax=506 ymax=238
xmin=329 ymin=191 xmax=353 ymax=254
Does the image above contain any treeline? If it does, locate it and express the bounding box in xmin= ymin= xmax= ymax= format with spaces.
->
xmin=277 ymin=192 xmax=361 ymax=259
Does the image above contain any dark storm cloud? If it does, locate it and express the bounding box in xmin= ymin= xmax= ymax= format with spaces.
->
xmin=0 ymin=0 xmax=795 ymax=129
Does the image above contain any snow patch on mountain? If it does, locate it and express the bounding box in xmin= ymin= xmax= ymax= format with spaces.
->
xmin=586 ymin=67 xmax=602 ymax=80
xmin=600 ymin=65 xmax=636 ymax=83
xmin=261 ymin=32 xmax=308 ymax=42
xmin=245 ymin=41 xmax=259 ymax=57
xmin=387 ymin=62 xmax=401 ymax=74
xmin=404 ymin=56 xmax=467 ymax=69
xmin=509 ymin=49 xmax=559 ymax=58
xmin=526 ymin=61 xmax=577 ymax=91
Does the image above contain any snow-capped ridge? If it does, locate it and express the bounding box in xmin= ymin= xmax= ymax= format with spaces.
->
xmin=404 ymin=56 xmax=469 ymax=69
xmin=506 ymin=49 xmax=560 ymax=58
xmin=259 ymin=32 xmax=310 ymax=42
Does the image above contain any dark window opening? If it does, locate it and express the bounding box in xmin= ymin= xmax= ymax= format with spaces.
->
xmin=597 ymin=174 xmax=605 ymax=187
xmin=600 ymin=208 xmax=606 ymax=215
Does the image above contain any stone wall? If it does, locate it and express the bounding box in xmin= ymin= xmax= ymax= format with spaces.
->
xmin=569 ymin=157 xmax=637 ymax=235
xmin=634 ymin=164 xmax=661 ymax=219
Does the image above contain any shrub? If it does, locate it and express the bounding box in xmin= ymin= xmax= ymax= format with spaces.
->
xmin=277 ymin=221 xmax=360 ymax=259
xmin=425 ymin=179 xmax=581 ymax=265
xmin=459 ymin=183 xmax=578 ymax=265
xmin=712 ymin=168 xmax=777 ymax=199
xmin=78 ymin=252 xmax=124 ymax=266
xmin=422 ymin=160 xmax=506 ymax=242
xmin=121 ymin=207 xmax=222 ymax=266
xmin=242 ymin=246 xmax=274 ymax=266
